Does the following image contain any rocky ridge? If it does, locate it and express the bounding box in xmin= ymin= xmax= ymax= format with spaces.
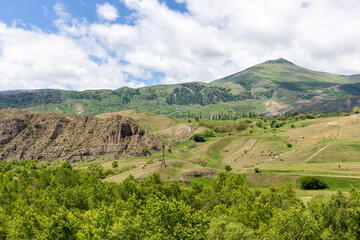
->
xmin=0 ymin=109 xmax=161 ymax=161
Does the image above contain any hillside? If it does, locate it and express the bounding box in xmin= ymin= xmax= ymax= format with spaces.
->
xmin=99 ymin=112 xmax=360 ymax=191
xmin=1 ymin=58 xmax=360 ymax=117
xmin=0 ymin=109 xmax=161 ymax=161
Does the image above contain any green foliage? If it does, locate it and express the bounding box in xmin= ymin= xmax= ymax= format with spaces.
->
xmin=235 ymin=121 xmax=249 ymax=131
xmin=339 ymin=83 xmax=360 ymax=95
xmin=2 ymin=161 xmax=360 ymax=239
xmin=191 ymin=133 xmax=207 ymax=142
xmin=353 ymin=106 xmax=360 ymax=114
xmin=112 ymin=161 xmax=118 ymax=169
xmin=141 ymin=147 xmax=151 ymax=156
xmin=305 ymin=114 xmax=316 ymax=119
xmin=203 ymin=129 xmax=215 ymax=138
xmin=224 ymin=165 xmax=232 ymax=172
xmin=299 ymin=176 xmax=328 ymax=190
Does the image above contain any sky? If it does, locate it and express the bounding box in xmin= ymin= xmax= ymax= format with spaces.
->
xmin=0 ymin=0 xmax=359 ymax=91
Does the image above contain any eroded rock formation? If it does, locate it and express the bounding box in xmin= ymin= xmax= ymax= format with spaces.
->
xmin=0 ymin=109 xmax=160 ymax=161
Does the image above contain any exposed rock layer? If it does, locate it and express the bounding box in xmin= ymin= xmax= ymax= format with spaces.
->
xmin=0 ymin=109 xmax=160 ymax=161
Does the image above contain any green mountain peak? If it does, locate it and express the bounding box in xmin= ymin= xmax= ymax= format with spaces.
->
xmin=262 ymin=58 xmax=295 ymax=65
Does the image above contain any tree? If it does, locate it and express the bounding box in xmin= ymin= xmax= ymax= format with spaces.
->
xmin=262 ymin=207 xmax=320 ymax=240
xmin=224 ymin=165 xmax=232 ymax=172
xmin=112 ymin=161 xmax=118 ymax=168
xmin=299 ymin=176 xmax=328 ymax=190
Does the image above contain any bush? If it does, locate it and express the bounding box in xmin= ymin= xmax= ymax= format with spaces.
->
xmin=235 ymin=121 xmax=249 ymax=131
xmin=213 ymin=126 xmax=221 ymax=133
xmin=255 ymin=168 xmax=261 ymax=173
xmin=204 ymin=129 xmax=215 ymax=137
xmin=353 ymin=106 xmax=360 ymax=114
xmin=299 ymin=176 xmax=328 ymax=190
xmin=112 ymin=161 xmax=118 ymax=168
xmin=225 ymin=165 xmax=232 ymax=172
xmin=142 ymin=147 xmax=151 ymax=156
xmin=191 ymin=133 xmax=207 ymax=142
xmin=287 ymin=143 xmax=292 ymax=148
xmin=305 ymin=114 xmax=315 ymax=119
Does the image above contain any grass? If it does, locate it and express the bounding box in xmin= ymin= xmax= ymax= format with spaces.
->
xmin=296 ymin=176 xmax=360 ymax=191
xmin=71 ymin=113 xmax=360 ymax=200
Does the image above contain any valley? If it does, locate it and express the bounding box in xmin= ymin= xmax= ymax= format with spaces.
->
xmin=20 ymin=108 xmax=357 ymax=198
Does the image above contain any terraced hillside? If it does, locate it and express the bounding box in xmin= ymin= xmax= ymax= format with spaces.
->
xmin=82 ymin=110 xmax=360 ymax=197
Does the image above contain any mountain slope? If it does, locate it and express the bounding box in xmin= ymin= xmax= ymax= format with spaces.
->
xmin=0 ymin=109 xmax=161 ymax=161
xmin=1 ymin=58 xmax=360 ymax=117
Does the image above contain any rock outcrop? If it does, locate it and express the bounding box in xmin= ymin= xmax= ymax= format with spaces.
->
xmin=0 ymin=109 xmax=161 ymax=161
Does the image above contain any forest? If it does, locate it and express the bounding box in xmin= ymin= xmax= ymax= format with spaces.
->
xmin=1 ymin=160 xmax=360 ymax=239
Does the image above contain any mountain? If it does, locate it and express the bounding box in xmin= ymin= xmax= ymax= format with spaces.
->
xmin=1 ymin=58 xmax=360 ymax=117
xmin=0 ymin=109 xmax=160 ymax=161
xmin=212 ymin=58 xmax=356 ymax=91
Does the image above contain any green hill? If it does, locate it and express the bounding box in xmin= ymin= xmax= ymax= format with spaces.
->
xmin=1 ymin=58 xmax=360 ymax=117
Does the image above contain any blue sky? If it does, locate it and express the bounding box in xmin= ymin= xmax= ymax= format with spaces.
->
xmin=0 ymin=0 xmax=359 ymax=91
xmin=0 ymin=0 xmax=186 ymax=31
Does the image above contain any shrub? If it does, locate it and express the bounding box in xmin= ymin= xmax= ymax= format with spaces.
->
xmin=291 ymin=123 xmax=295 ymax=128
xmin=112 ymin=161 xmax=118 ymax=168
xmin=305 ymin=114 xmax=315 ymax=119
xmin=299 ymin=176 xmax=328 ymax=190
xmin=254 ymin=168 xmax=260 ymax=173
xmin=220 ymin=124 xmax=233 ymax=133
xmin=191 ymin=133 xmax=207 ymax=142
xmin=204 ymin=129 xmax=215 ymax=137
xmin=225 ymin=165 xmax=232 ymax=172
xmin=287 ymin=143 xmax=292 ymax=148
xmin=213 ymin=126 xmax=221 ymax=133
xmin=235 ymin=121 xmax=249 ymax=131
xmin=353 ymin=106 xmax=360 ymax=114
xmin=142 ymin=147 xmax=151 ymax=156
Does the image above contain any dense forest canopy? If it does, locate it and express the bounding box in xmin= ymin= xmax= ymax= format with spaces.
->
xmin=1 ymin=160 xmax=360 ymax=239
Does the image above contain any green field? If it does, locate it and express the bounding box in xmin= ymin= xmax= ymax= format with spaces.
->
xmin=67 ymin=110 xmax=360 ymax=199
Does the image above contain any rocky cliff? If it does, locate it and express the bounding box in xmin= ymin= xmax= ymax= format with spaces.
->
xmin=0 ymin=109 xmax=161 ymax=161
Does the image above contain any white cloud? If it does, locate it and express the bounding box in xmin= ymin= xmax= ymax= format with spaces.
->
xmin=96 ymin=3 xmax=118 ymax=21
xmin=0 ymin=0 xmax=360 ymax=91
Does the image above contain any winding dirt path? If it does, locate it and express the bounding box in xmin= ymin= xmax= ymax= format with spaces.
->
xmin=305 ymin=144 xmax=332 ymax=162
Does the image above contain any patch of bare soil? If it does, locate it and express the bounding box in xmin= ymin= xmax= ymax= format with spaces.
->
xmin=263 ymin=100 xmax=288 ymax=116
xmin=181 ymin=167 xmax=218 ymax=178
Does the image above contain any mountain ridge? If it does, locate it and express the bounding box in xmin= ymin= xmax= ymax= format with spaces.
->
xmin=1 ymin=58 xmax=360 ymax=117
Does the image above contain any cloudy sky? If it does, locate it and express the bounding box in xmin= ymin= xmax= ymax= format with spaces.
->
xmin=0 ymin=0 xmax=359 ymax=91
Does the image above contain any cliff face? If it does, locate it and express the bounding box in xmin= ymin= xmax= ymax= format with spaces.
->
xmin=0 ymin=109 xmax=160 ymax=161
